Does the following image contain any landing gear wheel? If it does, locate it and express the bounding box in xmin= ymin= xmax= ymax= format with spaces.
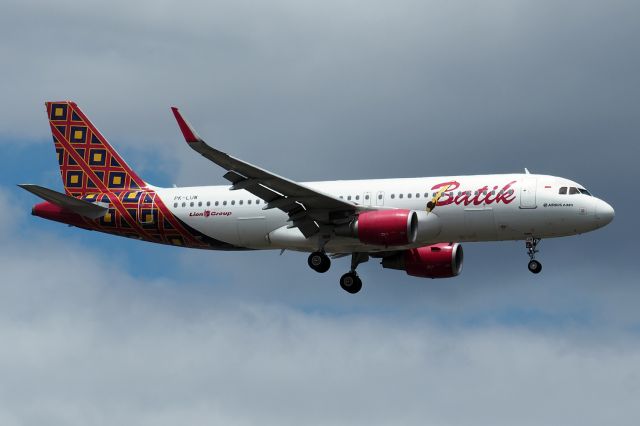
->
xmin=308 ymin=251 xmax=331 ymax=273
xmin=528 ymin=260 xmax=542 ymax=274
xmin=525 ymin=238 xmax=542 ymax=275
xmin=340 ymin=272 xmax=362 ymax=294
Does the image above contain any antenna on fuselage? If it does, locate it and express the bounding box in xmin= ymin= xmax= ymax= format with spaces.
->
xmin=524 ymin=168 xmax=531 ymax=174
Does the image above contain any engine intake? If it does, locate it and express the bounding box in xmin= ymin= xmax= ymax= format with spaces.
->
xmin=382 ymin=243 xmax=464 ymax=278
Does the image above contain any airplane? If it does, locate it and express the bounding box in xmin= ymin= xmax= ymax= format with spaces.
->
xmin=19 ymin=101 xmax=615 ymax=294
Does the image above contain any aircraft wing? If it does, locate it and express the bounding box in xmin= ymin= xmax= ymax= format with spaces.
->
xmin=171 ymin=107 xmax=363 ymax=237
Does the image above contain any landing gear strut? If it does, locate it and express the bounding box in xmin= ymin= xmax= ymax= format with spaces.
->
xmin=340 ymin=253 xmax=369 ymax=294
xmin=308 ymin=251 xmax=331 ymax=273
xmin=526 ymin=237 xmax=542 ymax=274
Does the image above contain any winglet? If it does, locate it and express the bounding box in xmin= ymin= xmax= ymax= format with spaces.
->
xmin=171 ymin=107 xmax=203 ymax=143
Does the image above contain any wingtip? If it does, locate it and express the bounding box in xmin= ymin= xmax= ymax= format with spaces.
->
xmin=171 ymin=106 xmax=203 ymax=143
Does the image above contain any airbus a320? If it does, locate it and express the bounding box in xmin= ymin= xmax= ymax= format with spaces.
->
xmin=20 ymin=101 xmax=614 ymax=293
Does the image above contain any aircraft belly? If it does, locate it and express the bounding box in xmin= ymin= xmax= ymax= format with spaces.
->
xmin=179 ymin=213 xmax=239 ymax=245
xmin=494 ymin=200 xmax=594 ymax=238
xmin=463 ymin=208 xmax=497 ymax=240
xmin=236 ymin=216 xmax=270 ymax=248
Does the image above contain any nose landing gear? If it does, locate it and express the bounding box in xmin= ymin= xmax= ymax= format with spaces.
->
xmin=526 ymin=237 xmax=542 ymax=274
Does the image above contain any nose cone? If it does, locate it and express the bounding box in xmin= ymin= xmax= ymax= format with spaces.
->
xmin=595 ymin=199 xmax=615 ymax=226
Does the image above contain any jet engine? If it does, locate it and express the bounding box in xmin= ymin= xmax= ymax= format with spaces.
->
xmin=335 ymin=209 xmax=417 ymax=246
xmin=381 ymin=243 xmax=464 ymax=278
xmin=335 ymin=209 xmax=442 ymax=247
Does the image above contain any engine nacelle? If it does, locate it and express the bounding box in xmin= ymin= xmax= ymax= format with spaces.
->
xmin=335 ymin=209 xmax=442 ymax=247
xmin=335 ymin=209 xmax=418 ymax=246
xmin=381 ymin=243 xmax=464 ymax=278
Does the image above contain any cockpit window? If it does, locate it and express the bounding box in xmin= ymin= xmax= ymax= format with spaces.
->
xmin=578 ymin=188 xmax=591 ymax=196
xmin=569 ymin=187 xmax=579 ymax=195
xmin=559 ymin=187 xmax=567 ymax=195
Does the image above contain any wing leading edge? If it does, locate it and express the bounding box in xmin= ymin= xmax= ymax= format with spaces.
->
xmin=171 ymin=107 xmax=360 ymax=238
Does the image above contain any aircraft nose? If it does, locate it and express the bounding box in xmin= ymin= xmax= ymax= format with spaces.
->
xmin=595 ymin=199 xmax=615 ymax=226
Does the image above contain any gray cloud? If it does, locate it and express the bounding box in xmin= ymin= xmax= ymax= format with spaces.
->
xmin=2 ymin=1 xmax=638 ymax=322
xmin=2 ymin=1 xmax=640 ymax=422
xmin=2 ymin=1 xmax=638 ymax=178
xmin=1 ymin=187 xmax=640 ymax=426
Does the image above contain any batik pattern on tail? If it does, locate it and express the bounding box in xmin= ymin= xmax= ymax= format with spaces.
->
xmin=42 ymin=101 xmax=240 ymax=250
xmin=46 ymin=101 xmax=146 ymax=197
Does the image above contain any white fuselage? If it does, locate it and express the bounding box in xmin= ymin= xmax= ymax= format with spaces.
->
xmin=158 ymin=173 xmax=614 ymax=252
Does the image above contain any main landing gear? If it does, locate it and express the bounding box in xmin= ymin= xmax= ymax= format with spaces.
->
xmin=340 ymin=253 xmax=369 ymax=294
xmin=307 ymin=251 xmax=369 ymax=294
xmin=526 ymin=237 xmax=542 ymax=274
xmin=308 ymin=251 xmax=331 ymax=273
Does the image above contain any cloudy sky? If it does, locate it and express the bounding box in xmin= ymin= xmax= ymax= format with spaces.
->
xmin=1 ymin=0 xmax=640 ymax=424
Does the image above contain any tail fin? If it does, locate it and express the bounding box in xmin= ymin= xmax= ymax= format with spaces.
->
xmin=46 ymin=101 xmax=147 ymax=196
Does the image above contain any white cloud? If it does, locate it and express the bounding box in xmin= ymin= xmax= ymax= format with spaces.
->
xmin=2 ymin=186 xmax=640 ymax=425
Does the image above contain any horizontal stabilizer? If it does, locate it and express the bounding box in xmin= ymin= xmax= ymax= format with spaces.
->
xmin=18 ymin=184 xmax=108 ymax=219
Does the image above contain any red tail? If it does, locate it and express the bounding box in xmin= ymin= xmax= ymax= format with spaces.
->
xmin=46 ymin=101 xmax=147 ymax=196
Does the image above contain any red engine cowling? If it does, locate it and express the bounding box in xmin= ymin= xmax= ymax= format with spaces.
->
xmin=382 ymin=243 xmax=463 ymax=278
xmin=348 ymin=209 xmax=418 ymax=246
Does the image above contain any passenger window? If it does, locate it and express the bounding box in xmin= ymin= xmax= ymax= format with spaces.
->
xmin=182 ymin=202 xmax=186 ymax=207
xmin=391 ymin=194 xmax=395 ymax=199
xmin=190 ymin=202 xmax=194 ymax=207
xmin=365 ymin=195 xmax=370 ymax=200
xmin=569 ymin=187 xmax=579 ymax=195
xmin=206 ymin=201 xmax=210 ymax=207
xmin=407 ymin=193 xmax=412 ymax=199
xmin=399 ymin=194 xmax=403 ymax=199
xmin=347 ymin=196 xmax=352 ymax=200
xmin=239 ymin=200 xmax=243 ymax=205
xmin=416 ymin=193 xmax=420 ymax=198
xmin=256 ymin=199 xmax=260 ymax=205
xmin=173 ymin=202 xmax=178 ymax=208
xmin=198 ymin=201 xmax=202 ymax=207
xmin=231 ymin=200 xmax=235 ymax=205
xmin=356 ymin=195 xmax=360 ymax=200
xmin=215 ymin=201 xmax=219 ymax=206
xmin=559 ymin=187 xmax=567 ymax=195
xmin=424 ymin=193 xmax=429 ymax=198
xmin=248 ymin=200 xmax=252 ymax=205
xmin=223 ymin=201 xmax=227 ymax=206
